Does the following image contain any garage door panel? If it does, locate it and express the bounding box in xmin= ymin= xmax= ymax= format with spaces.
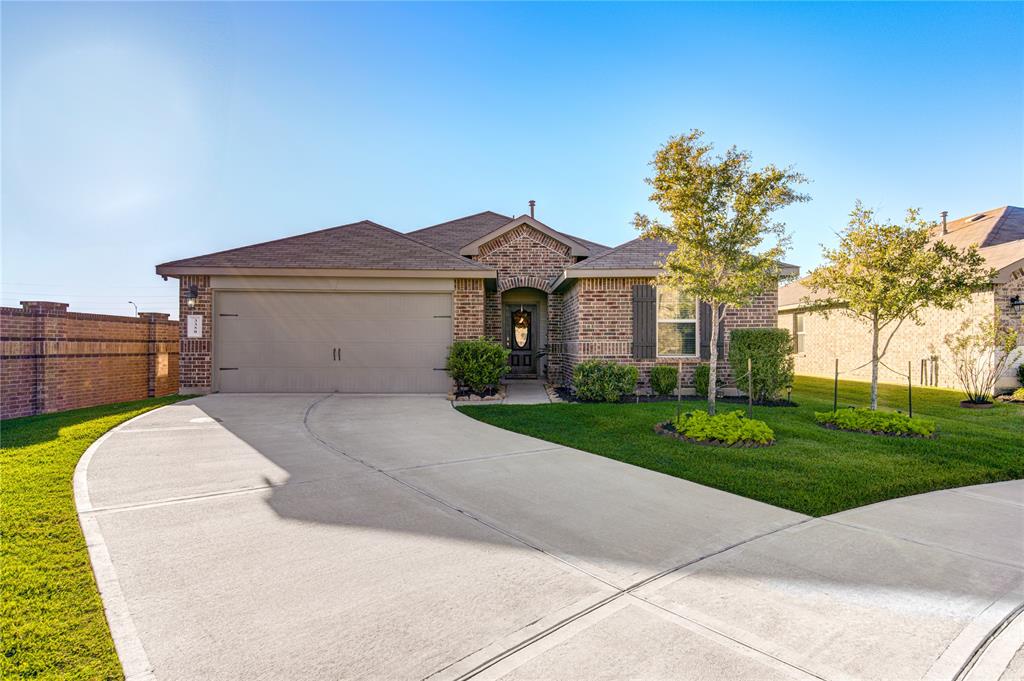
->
xmin=215 ymin=290 xmax=453 ymax=393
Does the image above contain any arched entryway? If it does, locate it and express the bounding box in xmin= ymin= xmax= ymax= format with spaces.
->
xmin=501 ymin=287 xmax=548 ymax=379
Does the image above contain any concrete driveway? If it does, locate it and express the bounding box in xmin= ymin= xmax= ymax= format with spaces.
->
xmin=79 ymin=394 xmax=1024 ymax=681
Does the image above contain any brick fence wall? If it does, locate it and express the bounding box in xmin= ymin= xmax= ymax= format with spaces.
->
xmin=1 ymin=301 xmax=179 ymax=420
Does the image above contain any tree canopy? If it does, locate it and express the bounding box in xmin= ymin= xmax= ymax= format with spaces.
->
xmin=804 ymin=201 xmax=993 ymax=408
xmin=634 ymin=129 xmax=808 ymax=414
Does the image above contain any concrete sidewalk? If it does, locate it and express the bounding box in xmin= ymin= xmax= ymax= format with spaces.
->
xmin=79 ymin=394 xmax=1024 ymax=680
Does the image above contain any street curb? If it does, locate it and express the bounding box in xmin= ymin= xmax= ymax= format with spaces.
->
xmin=74 ymin=407 xmax=171 ymax=681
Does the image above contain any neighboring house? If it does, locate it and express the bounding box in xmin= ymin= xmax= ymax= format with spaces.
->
xmin=778 ymin=206 xmax=1024 ymax=391
xmin=156 ymin=207 xmax=791 ymax=394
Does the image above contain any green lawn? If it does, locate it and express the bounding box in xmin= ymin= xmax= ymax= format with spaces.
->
xmin=460 ymin=376 xmax=1023 ymax=517
xmin=1 ymin=396 xmax=188 ymax=680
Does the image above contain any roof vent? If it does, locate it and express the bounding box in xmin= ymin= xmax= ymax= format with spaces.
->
xmin=528 ymin=199 xmax=536 ymax=218
xmin=940 ymin=211 xmax=948 ymax=235
xmin=969 ymin=213 xmax=986 ymax=222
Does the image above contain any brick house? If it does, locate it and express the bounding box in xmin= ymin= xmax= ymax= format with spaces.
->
xmin=156 ymin=207 xmax=790 ymax=394
xmin=778 ymin=206 xmax=1024 ymax=392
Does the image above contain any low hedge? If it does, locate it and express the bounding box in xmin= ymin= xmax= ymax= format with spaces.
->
xmin=446 ymin=338 xmax=509 ymax=393
xmin=814 ymin=408 xmax=936 ymax=438
xmin=573 ymin=360 xmax=639 ymax=402
xmin=649 ymin=365 xmax=678 ymax=396
xmin=668 ymin=409 xmax=775 ymax=446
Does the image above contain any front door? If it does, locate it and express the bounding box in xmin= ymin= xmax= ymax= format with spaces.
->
xmin=506 ymin=305 xmax=536 ymax=377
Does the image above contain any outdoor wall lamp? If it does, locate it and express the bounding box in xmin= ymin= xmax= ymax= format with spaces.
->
xmin=1009 ymin=295 xmax=1023 ymax=314
xmin=185 ymin=284 xmax=199 ymax=308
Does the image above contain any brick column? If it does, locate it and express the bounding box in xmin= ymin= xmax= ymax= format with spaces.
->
xmin=178 ymin=275 xmax=213 ymax=393
xmin=20 ymin=301 xmax=69 ymax=415
xmin=453 ymin=279 xmax=485 ymax=340
xmin=139 ymin=312 xmax=171 ymax=397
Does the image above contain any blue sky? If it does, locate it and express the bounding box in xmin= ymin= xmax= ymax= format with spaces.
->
xmin=3 ymin=2 xmax=1022 ymax=317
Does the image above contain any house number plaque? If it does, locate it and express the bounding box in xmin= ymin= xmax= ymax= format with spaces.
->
xmin=187 ymin=314 xmax=203 ymax=338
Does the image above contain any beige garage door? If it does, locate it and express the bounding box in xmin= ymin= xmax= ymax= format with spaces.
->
xmin=214 ymin=290 xmax=452 ymax=393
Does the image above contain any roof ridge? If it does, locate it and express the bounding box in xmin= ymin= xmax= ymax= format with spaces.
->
xmin=568 ymin=236 xmax=647 ymax=268
xmin=409 ymin=210 xmax=512 ymax=235
xmin=368 ymin=221 xmax=490 ymax=269
xmin=157 ymin=220 xmax=381 ymax=269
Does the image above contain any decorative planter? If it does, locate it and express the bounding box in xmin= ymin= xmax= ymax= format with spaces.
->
xmin=959 ymin=400 xmax=994 ymax=409
xmin=653 ymin=422 xmax=775 ymax=448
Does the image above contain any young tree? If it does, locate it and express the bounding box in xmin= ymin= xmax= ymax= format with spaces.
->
xmin=804 ymin=202 xmax=993 ymax=409
xmin=633 ymin=130 xmax=808 ymax=415
xmin=939 ymin=313 xmax=1020 ymax=404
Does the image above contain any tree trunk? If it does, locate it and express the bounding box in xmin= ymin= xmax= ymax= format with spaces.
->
xmin=870 ymin=315 xmax=880 ymax=410
xmin=707 ymin=303 xmax=719 ymax=416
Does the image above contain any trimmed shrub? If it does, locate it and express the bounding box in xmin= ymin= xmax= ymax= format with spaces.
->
xmin=672 ymin=410 xmax=775 ymax=445
xmin=573 ymin=360 xmax=639 ymax=402
xmin=728 ymin=328 xmax=795 ymax=403
xmin=649 ymin=365 xmax=678 ymax=396
xmin=814 ymin=408 xmax=936 ymax=438
xmin=1011 ymin=387 xmax=1024 ymax=402
xmin=446 ymin=338 xmax=510 ymax=393
xmin=693 ymin=364 xmax=710 ymax=397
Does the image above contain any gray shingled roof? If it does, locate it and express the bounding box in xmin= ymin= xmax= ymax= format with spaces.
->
xmin=567 ymin=237 xmax=673 ymax=270
xmin=156 ymin=220 xmax=490 ymax=271
xmin=410 ymin=211 xmax=611 ymax=255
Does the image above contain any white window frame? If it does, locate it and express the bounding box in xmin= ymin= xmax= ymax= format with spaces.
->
xmin=794 ymin=312 xmax=806 ymax=354
xmin=656 ymin=287 xmax=699 ymax=358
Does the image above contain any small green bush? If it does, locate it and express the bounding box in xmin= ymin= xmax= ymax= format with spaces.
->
xmin=649 ymin=365 xmax=678 ymax=396
xmin=728 ymin=328 xmax=795 ymax=402
xmin=573 ymin=360 xmax=639 ymax=402
xmin=814 ymin=408 xmax=936 ymax=437
xmin=446 ymin=338 xmax=510 ymax=393
xmin=693 ymin=364 xmax=710 ymax=397
xmin=1011 ymin=387 xmax=1024 ymax=402
xmin=672 ymin=410 xmax=775 ymax=445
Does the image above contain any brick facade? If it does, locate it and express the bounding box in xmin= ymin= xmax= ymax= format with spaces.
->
xmin=178 ymin=275 xmax=213 ymax=393
xmin=779 ymin=274 xmax=1024 ymax=391
xmin=453 ymin=279 xmax=486 ymax=340
xmin=473 ymin=224 xmax=576 ymax=379
xmin=1 ymin=301 xmax=179 ymax=419
xmin=158 ymin=220 xmax=784 ymax=394
xmin=553 ymin=279 xmax=779 ymax=391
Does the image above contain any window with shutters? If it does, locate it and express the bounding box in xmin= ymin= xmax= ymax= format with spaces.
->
xmin=656 ymin=287 xmax=698 ymax=357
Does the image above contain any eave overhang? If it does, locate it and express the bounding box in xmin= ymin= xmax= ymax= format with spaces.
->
xmin=156 ymin=266 xmax=498 ymax=280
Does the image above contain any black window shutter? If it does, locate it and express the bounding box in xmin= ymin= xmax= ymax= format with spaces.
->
xmin=698 ymin=301 xmax=712 ymax=360
xmin=632 ymin=285 xmax=656 ymax=360
xmin=698 ymin=301 xmax=725 ymax=360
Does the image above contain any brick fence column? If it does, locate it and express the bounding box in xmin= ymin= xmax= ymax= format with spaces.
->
xmin=139 ymin=312 xmax=171 ymax=397
xmin=20 ymin=301 xmax=69 ymax=415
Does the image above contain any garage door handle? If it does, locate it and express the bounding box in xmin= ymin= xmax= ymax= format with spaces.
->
xmin=333 ymin=348 xmax=337 ymax=361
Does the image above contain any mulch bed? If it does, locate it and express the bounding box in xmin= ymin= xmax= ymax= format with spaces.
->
xmin=816 ymin=423 xmax=937 ymax=439
xmin=653 ymin=422 xmax=775 ymax=448
xmin=555 ymin=387 xmax=797 ymax=407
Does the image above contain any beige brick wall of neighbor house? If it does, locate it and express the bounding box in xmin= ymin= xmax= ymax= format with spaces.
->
xmin=1 ymin=301 xmax=179 ymax=419
xmin=557 ymin=278 xmax=779 ymax=391
xmin=779 ymin=280 xmax=1024 ymax=392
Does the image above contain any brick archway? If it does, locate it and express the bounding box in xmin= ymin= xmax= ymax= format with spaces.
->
xmin=497 ymin=275 xmax=554 ymax=293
